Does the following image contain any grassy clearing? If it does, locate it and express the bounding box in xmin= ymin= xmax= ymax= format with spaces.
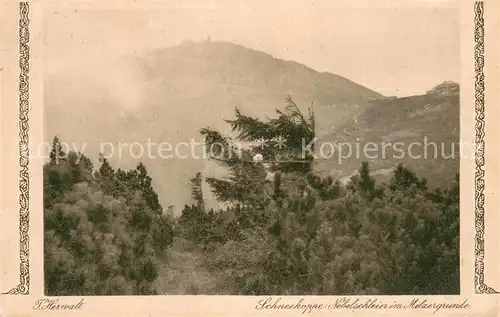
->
xmin=154 ymin=238 xmax=233 ymax=295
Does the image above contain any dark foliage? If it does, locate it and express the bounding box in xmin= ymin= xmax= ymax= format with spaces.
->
xmin=176 ymin=102 xmax=459 ymax=295
xmin=45 ymin=98 xmax=459 ymax=295
xmin=44 ymin=137 xmax=174 ymax=295
xmin=177 ymin=162 xmax=459 ymax=295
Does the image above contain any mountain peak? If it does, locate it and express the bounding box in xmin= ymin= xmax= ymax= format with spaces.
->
xmin=144 ymin=40 xmax=383 ymax=104
xmin=426 ymin=81 xmax=459 ymax=96
xmin=151 ymin=39 xmax=274 ymax=62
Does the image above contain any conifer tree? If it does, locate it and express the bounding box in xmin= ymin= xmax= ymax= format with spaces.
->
xmin=201 ymin=97 xmax=315 ymax=206
xmin=49 ymin=136 xmax=66 ymax=165
xmin=190 ymin=172 xmax=205 ymax=211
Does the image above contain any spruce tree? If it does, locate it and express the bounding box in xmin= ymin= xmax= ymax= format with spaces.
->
xmin=190 ymin=172 xmax=205 ymax=211
xmin=49 ymin=136 xmax=66 ymax=165
xmin=201 ymin=96 xmax=315 ymax=207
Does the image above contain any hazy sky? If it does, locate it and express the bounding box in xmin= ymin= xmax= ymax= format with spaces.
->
xmin=43 ymin=1 xmax=460 ymax=97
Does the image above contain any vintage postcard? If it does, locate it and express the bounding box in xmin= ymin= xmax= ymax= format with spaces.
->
xmin=1 ymin=0 xmax=500 ymax=316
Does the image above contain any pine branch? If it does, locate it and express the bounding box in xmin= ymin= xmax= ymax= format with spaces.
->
xmin=190 ymin=172 xmax=205 ymax=210
xmin=225 ymin=107 xmax=276 ymax=142
xmin=200 ymin=127 xmax=238 ymax=162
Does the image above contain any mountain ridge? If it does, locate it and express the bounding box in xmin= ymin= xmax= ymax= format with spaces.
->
xmin=147 ymin=40 xmax=384 ymax=99
xmin=44 ymin=41 xmax=455 ymax=213
xmin=314 ymin=82 xmax=460 ymax=188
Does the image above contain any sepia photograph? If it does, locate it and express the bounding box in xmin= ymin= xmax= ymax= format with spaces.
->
xmin=39 ymin=2 xmax=462 ymax=296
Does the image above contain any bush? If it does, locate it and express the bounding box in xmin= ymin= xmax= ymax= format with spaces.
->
xmin=185 ymin=163 xmax=459 ymax=295
xmin=44 ymin=137 xmax=174 ymax=295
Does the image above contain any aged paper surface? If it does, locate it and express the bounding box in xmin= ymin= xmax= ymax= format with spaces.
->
xmin=1 ymin=0 xmax=499 ymax=316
